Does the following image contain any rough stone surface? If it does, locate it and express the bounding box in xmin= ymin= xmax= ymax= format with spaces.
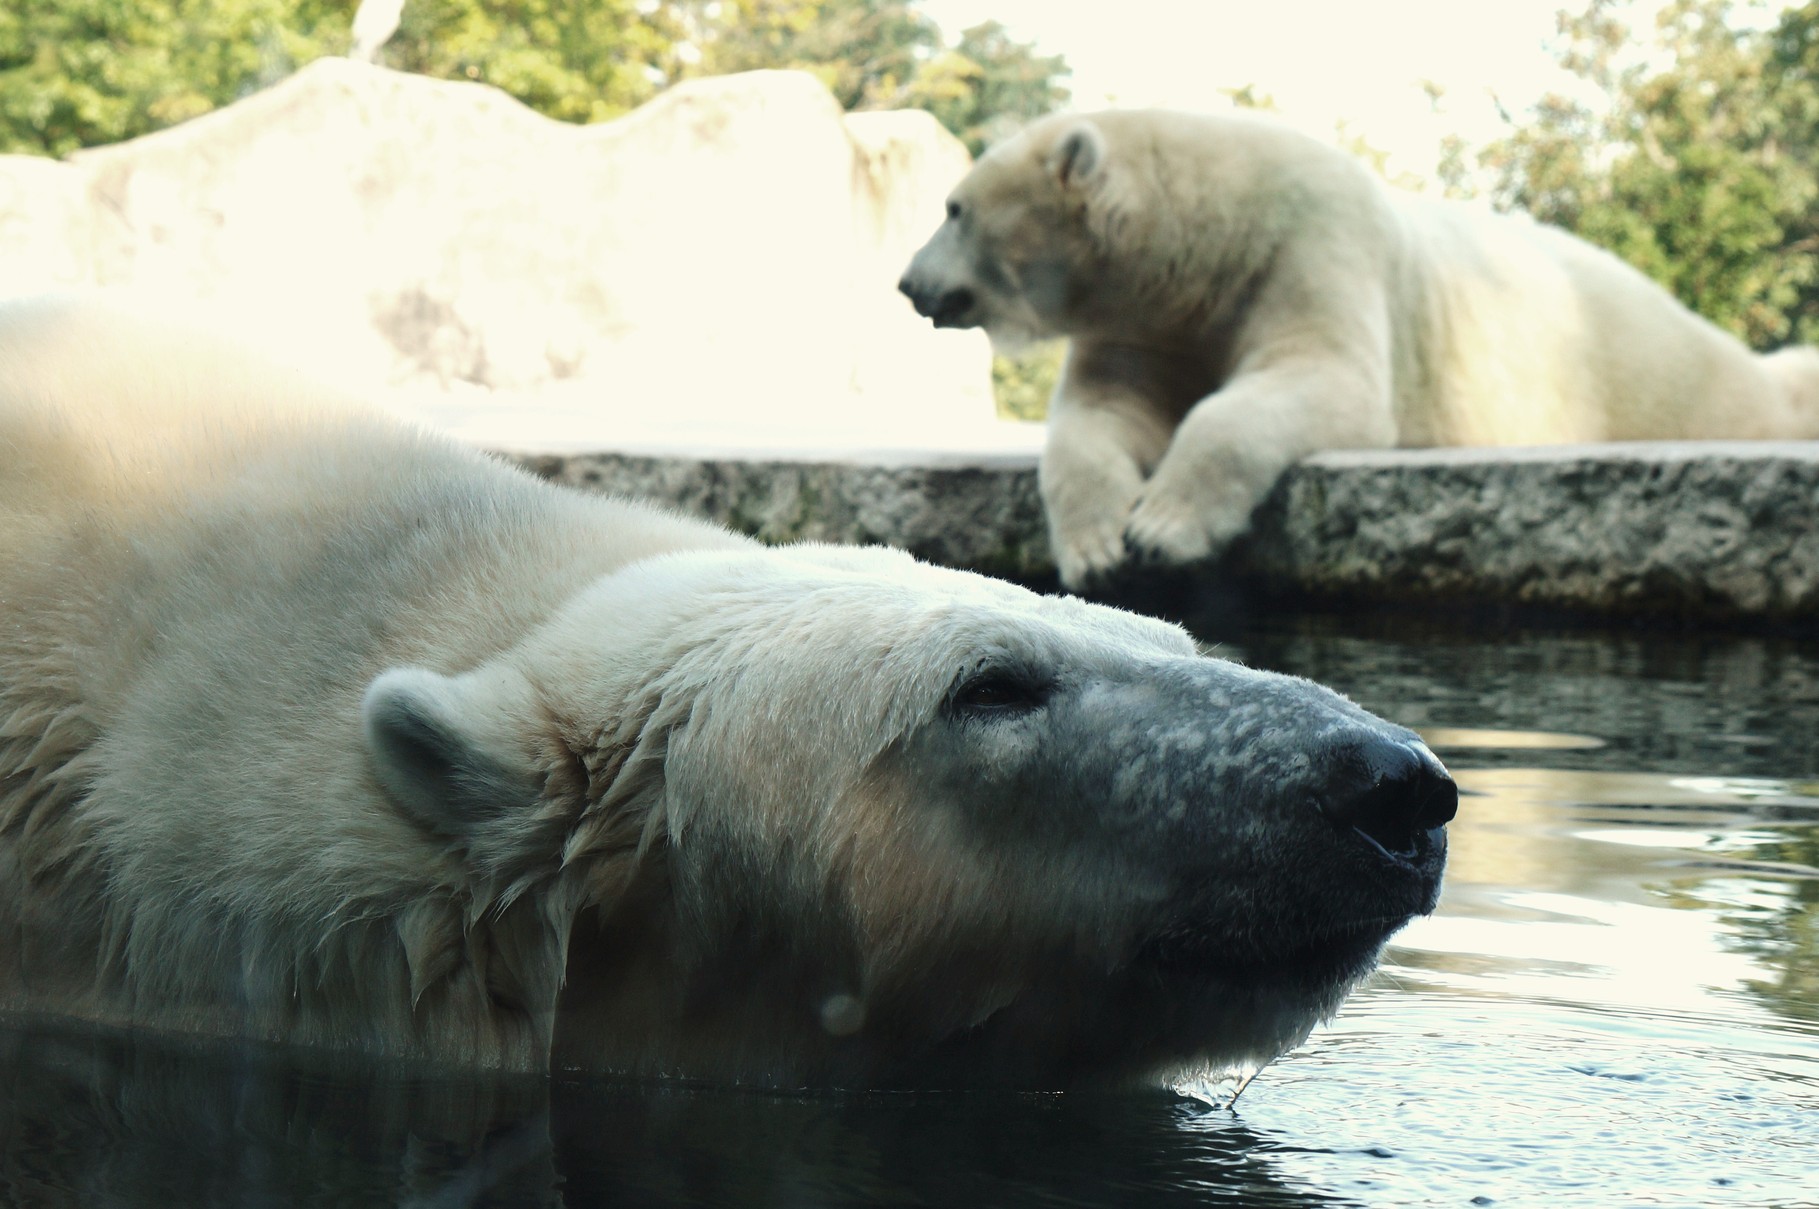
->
xmin=506 ymin=441 xmax=1819 ymax=626
xmin=0 ymin=59 xmax=992 ymax=438
xmin=512 ymin=448 xmax=1051 ymax=582
xmin=1244 ymin=443 xmax=1819 ymax=622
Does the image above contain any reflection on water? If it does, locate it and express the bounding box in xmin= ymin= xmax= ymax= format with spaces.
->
xmin=4 ymin=615 xmax=1819 ymax=1207
xmin=0 ymin=1028 xmax=1354 ymax=1208
xmin=1238 ymin=615 xmax=1819 ymax=1207
xmin=1421 ymin=726 xmax=1606 ymax=751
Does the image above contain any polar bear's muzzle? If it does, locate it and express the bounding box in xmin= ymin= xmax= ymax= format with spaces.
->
xmin=1134 ymin=723 xmax=1456 ymax=973
xmin=898 ymin=275 xmax=977 ymax=329
xmin=837 ymin=651 xmax=1459 ymax=1087
xmin=902 ymin=651 xmax=1457 ymax=990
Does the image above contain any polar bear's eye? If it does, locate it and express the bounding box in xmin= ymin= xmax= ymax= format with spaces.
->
xmin=949 ymin=668 xmax=1050 ymax=719
xmin=946 ymin=199 xmax=963 ymax=222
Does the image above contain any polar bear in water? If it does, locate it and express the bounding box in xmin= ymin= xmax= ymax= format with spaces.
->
xmin=0 ymin=295 xmax=1454 ymax=1089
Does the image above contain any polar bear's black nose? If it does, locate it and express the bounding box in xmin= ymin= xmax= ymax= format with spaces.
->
xmin=1314 ymin=735 xmax=1457 ymax=858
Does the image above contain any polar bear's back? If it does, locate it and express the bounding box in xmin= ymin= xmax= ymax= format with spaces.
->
xmin=5 ymin=299 xmax=562 ymax=671
xmin=1397 ymin=201 xmax=1807 ymax=444
xmin=1 ymin=295 xmax=370 ymax=512
xmin=0 ymin=296 xmax=734 ymax=642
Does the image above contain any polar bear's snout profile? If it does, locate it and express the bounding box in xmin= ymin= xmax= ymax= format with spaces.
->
xmin=898 ymin=276 xmax=975 ymax=330
xmin=897 ymin=260 xmax=978 ymax=331
xmin=816 ymin=621 xmax=1458 ymax=1086
xmin=954 ymin=649 xmax=1457 ymax=955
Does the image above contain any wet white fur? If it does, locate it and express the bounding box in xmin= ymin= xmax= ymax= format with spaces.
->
xmin=0 ymin=295 xmax=1208 ymax=1078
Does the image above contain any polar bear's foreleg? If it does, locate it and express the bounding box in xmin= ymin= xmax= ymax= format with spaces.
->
xmin=1040 ymin=372 xmax=1175 ymax=591
xmin=1124 ymin=355 xmax=1396 ymax=566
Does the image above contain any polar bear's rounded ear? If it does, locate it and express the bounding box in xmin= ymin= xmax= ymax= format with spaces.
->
xmin=361 ymin=667 xmax=540 ymax=840
xmin=1048 ymin=121 xmax=1105 ymax=188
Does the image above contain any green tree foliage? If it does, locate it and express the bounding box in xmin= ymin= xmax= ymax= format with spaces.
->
xmin=0 ymin=0 xmax=348 ymax=156
xmin=383 ymin=0 xmax=680 ymax=123
xmin=0 ymin=0 xmax=681 ymax=154
xmin=904 ymin=19 xmax=1069 ymax=157
xmin=1477 ymin=0 xmax=1819 ymax=348
xmin=673 ymin=1 xmax=1067 ymax=156
xmin=672 ymin=0 xmax=935 ymax=112
xmin=2 ymin=0 xmax=1068 ymax=161
xmin=991 ymin=343 xmax=1064 ymax=423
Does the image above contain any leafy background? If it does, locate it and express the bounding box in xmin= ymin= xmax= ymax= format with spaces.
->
xmin=4 ymin=0 xmax=1816 ymax=415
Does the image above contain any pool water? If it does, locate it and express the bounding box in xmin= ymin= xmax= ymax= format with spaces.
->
xmin=3 ymin=615 xmax=1817 ymax=1208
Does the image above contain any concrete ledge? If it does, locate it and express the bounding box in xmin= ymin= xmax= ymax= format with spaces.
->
xmin=504 ymin=441 xmax=1819 ymax=627
xmin=510 ymin=447 xmax=1051 ymax=582
xmin=1249 ymin=443 xmax=1819 ymax=622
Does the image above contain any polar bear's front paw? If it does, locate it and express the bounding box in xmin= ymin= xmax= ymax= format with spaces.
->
xmin=1124 ymin=489 xmax=1250 ymax=568
xmin=1054 ymin=519 xmax=1134 ymax=591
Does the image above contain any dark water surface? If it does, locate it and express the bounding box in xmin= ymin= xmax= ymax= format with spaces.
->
xmin=4 ymin=614 xmax=1818 ymax=1208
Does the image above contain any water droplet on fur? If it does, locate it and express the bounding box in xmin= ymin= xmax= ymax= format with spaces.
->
xmin=819 ymin=993 xmax=865 ymax=1037
xmin=1171 ymin=1063 xmax=1262 ymax=1110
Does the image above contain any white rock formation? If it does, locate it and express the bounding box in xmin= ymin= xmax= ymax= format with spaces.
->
xmin=0 ymin=59 xmax=996 ymax=448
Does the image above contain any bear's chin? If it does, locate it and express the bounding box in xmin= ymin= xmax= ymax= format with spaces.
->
xmin=857 ymin=919 xmax=1402 ymax=1092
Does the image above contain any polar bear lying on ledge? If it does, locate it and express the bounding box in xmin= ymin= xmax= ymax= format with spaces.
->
xmin=0 ymin=296 xmax=1454 ymax=1089
xmin=900 ymin=109 xmax=1819 ymax=589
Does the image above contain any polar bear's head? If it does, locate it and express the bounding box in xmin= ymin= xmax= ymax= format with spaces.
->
xmin=898 ymin=114 xmax=1117 ymax=351
xmin=361 ymin=545 xmax=1454 ymax=1089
